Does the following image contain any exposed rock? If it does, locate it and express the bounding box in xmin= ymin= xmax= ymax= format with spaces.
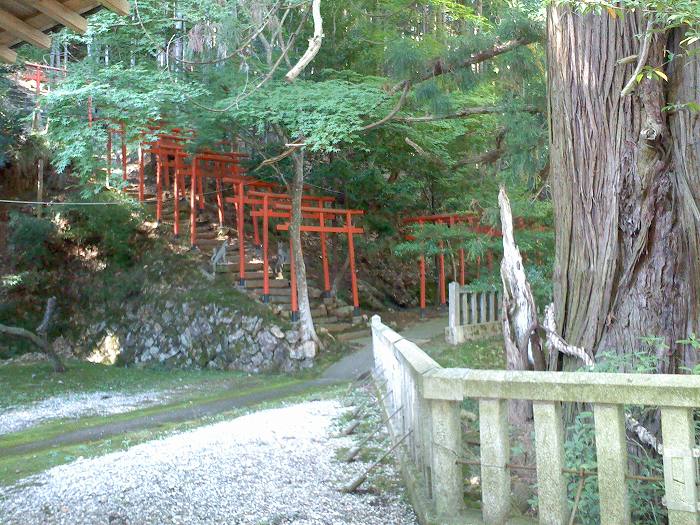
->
xmin=333 ymin=305 xmax=356 ymax=320
xmin=87 ymin=332 xmax=122 ymax=365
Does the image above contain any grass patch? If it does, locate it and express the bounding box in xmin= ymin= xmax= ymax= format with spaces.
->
xmin=0 ymin=359 xmax=275 ymax=410
xmin=420 ymin=334 xmax=505 ymax=369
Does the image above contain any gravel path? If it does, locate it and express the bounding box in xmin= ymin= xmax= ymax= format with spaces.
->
xmin=0 ymin=400 xmax=418 ymax=525
xmin=0 ymin=391 xmax=168 ymax=435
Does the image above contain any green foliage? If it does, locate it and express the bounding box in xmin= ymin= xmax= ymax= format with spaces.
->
xmin=562 ymin=350 xmax=668 ymax=524
xmin=228 ymin=80 xmax=388 ymax=151
xmin=58 ymin=192 xmax=143 ymax=267
xmin=8 ymin=212 xmax=57 ymax=270
xmin=563 ymin=411 xmax=665 ymax=525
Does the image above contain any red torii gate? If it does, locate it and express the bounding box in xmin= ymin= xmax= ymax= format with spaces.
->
xmin=21 ymin=62 xmax=67 ymax=96
xmin=273 ymin=203 xmax=364 ymax=319
xmin=248 ymin=191 xmax=336 ymax=301
xmin=403 ymin=213 xmax=501 ymax=317
xmin=227 ymin=189 xmax=333 ymax=286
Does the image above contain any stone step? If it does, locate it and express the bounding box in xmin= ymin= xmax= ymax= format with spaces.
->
xmin=196 ymin=239 xmax=223 ymax=249
xmin=317 ymin=321 xmax=354 ymax=334
xmin=310 ymin=306 xmax=327 ymax=317
xmin=215 ymin=262 xmax=264 ymax=273
xmin=266 ymin=295 xmax=291 ymax=305
xmin=244 ymin=278 xmax=290 ymax=289
xmin=252 ymin=288 xmax=290 ymax=298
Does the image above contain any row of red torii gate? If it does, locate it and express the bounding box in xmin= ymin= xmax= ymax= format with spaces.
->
xmin=104 ymin=122 xmax=514 ymax=320
xmin=20 ymin=61 xmax=530 ymax=320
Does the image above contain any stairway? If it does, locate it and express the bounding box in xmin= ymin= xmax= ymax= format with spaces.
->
xmin=125 ymin=182 xmax=368 ymax=341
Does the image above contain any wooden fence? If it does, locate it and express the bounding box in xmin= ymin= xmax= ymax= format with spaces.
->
xmin=446 ymin=282 xmax=501 ymax=344
xmin=372 ymin=314 xmax=700 ymax=525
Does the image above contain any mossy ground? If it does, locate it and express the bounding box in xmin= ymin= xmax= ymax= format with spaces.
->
xmin=421 ymin=334 xmax=505 ymax=370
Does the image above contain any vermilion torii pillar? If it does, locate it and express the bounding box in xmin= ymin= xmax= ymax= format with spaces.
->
xmin=274 ymin=204 xmax=364 ymax=318
xmin=250 ymin=197 xmax=337 ymax=304
xmin=404 ymin=213 xmax=483 ymax=317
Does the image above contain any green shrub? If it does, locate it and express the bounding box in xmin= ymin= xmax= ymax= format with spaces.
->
xmin=8 ymin=211 xmax=57 ymax=269
xmin=59 ymin=192 xmax=143 ymax=267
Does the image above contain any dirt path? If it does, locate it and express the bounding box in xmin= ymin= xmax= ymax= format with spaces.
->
xmin=2 ymin=315 xmax=446 ymax=457
xmin=0 ymin=400 xmax=418 ymax=525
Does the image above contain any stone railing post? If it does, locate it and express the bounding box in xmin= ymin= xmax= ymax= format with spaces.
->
xmin=428 ymin=398 xmax=463 ymax=518
xmin=594 ymin=404 xmax=630 ymax=524
xmin=533 ymin=401 xmax=568 ymax=524
xmin=660 ymin=407 xmax=699 ymax=525
xmin=480 ymin=398 xmax=510 ymax=524
xmin=447 ymin=282 xmax=462 ymax=345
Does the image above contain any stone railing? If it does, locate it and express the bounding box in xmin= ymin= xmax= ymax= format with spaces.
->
xmin=372 ymin=315 xmax=700 ymax=525
xmin=446 ymin=282 xmax=501 ymax=345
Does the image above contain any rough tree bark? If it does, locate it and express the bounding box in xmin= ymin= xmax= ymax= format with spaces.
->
xmin=548 ymin=8 xmax=700 ymax=372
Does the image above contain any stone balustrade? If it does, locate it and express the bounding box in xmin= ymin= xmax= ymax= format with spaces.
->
xmin=372 ymin=314 xmax=700 ymax=525
xmin=446 ymin=282 xmax=501 ymax=345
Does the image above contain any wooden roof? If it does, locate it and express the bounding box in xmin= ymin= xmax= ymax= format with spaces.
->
xmin=0 ymin=0 xmax=130 ymax=63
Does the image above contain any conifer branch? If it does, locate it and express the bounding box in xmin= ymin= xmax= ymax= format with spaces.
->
xmin=394 ymin=105 xmax=540 ymax=123
xmin=362 ymin=81 xmax=411 ymax=131
xmin=417 ymin=36 xmax=538 ymax=83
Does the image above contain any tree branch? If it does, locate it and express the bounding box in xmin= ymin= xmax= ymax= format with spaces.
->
xmin=404 ymin=137 xmax=446 ymax=166
xmin=395 ymin=105 xmax=540 ymax=123
xmin=454 ymin=128 xmax=506 ymax=168
xmin=419 ymin=36 xmax=538 ymax=84
xmin=620 ymin=20 xmax=653 ymax=97
xmin=0 ymin=297 xmax=65 ymax=372
xmin=252 ymin=136 xmax=305 ymax=172
xmin=285 ymin=0 xmax=323 ymax=82
xmin=362 ymin=81 xmax=411 ymax=131
xmin=542 ymin=303 xmax=594 ymax=367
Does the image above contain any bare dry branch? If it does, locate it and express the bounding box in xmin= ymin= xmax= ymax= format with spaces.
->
xmin=0 ymin=296 xmax=65 ymax=372
xmin=285 ymin=0 xmax=323 ymax=82
xmin=542 ymin=303 xmax=594 ymax=367
xmin=395 ymin=105 xmax=540 ymax=123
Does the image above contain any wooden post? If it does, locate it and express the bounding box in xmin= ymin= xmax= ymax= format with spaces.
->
xmin=346 ymin=211 xmax=360 ymax=316
xmin=163 ymin=148 xmax=171 ymax=191
xmin=320 ymin=210 xmax=331 ymax=297
xmin=36 ymin=158 xmax=44 ymax=218
xmin=237 ymin=181 xmax=246 ymax=285
xmin=439 ymin=251 xmax=446 ymax=307
xmin=252 ymin=205 xmax=260 ymax=244
xmin=290 ymin=236 xmax=299 ymax=321
xmin=215 ymin=175 xmax=224 ymax=227
xmin=459 ymin=248 xmax=465 ymax=286
xmin=190 ymin=155 xmax=197 ymax=247
xmin=198 ymin=168 xmax=204 ymax=209
xmin=419 ymin=254 xmax=426 ymax=318
xmin=138 ymin=145 xmax=144 ymax=202
xmin=106 ymin=129 xmax=112 ymax=187
xmin=155 ymin=148 xmax=162 ymax=223
xmin=173 ymin=152 xmax=180 ymax=237
xmin=120 ymin=121 xmax=127 ymax=181
xmin=262 ymin=194 xmax=270 ymax=303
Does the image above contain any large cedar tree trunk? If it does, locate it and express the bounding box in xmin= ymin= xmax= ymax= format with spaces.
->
xmin=548 ymin=8 xmax=700 ymax=372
